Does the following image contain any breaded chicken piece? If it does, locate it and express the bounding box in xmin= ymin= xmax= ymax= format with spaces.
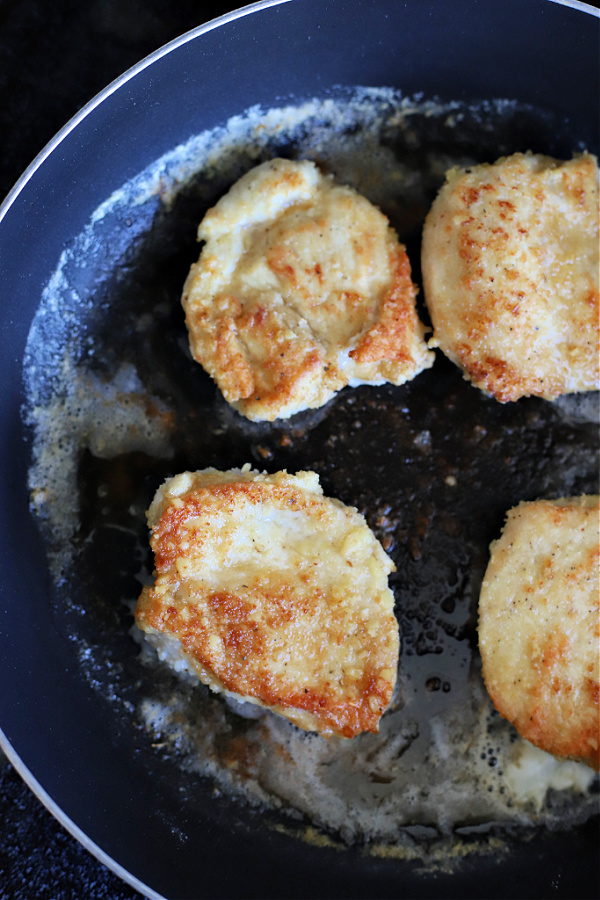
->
xmin=421 ymin=152 xmax=599 ymax=402
xmin=478 ymin=496 xmax=599 ymax=770
xmin=182 ymin=158 xmax=434 ymax=421
xmin=135 ymin=467 xmax=399 ymax=738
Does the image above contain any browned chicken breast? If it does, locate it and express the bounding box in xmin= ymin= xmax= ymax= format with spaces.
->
xmin=421 ymin=152 xmax=599 ymax=402
xmin=182 ymin=158 xmax=434 ymax=421
xmin=478 ymin=496 xmax=599 ymax=770
xmin=135 ymin=467 xmax=399 ymax=738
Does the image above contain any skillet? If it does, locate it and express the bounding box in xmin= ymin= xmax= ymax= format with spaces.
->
xmin=0 ymin=1 xmax=599 ymax=897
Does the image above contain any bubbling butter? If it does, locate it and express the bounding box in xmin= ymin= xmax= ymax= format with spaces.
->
xmin=24 ymin=87 xmax=599 ymax=863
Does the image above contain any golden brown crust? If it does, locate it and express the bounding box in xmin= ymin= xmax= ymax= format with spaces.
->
xmin=421 ymin=152 xmax=599 ymax=402
xmin=348 ymin=247 xmax=419 ymax=369
xmin=135 ymin=468 xmax=399 ymax=738
xmin=182 ymin=158 xmax=433 ymax=421
xmin=478 ymin=496 xmax=600 ymax=770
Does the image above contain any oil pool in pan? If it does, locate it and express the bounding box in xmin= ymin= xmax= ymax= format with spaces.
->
xmin=24 ymin=89 xmax=599 ymax=862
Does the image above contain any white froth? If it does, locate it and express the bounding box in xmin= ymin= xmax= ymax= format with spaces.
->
xmin=136 ymin=634 xmax=597 ymax=849
xmin=504 ymin=742 xmax=596 ymax=810
xmin=26 ymin=357 xmax=173 ymax=577
xmin=552 ymin=392 xmax=600 ymax=426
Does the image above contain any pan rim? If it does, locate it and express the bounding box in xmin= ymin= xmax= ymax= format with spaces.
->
xmin=0 ymin=728 xmax=165 ymax=900
xmin=0 ymin=0 xmax=599 ymax=229
xmin=0 ymin=0 xmax=292 ymax=229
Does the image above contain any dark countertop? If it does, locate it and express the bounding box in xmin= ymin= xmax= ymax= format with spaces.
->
xmin=0 ymin=4 xmax=238 ymax=898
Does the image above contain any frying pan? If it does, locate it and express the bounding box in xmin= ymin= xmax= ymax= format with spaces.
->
xmin=1 ymin=0 xmax=599 ymax=897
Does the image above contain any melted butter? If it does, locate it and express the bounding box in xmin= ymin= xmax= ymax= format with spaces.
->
xmin=24 ymin=87 xmax=599 ymax=864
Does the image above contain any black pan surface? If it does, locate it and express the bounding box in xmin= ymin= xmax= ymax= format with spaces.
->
xmin=1 ymin=2 xmax=599 ymax=898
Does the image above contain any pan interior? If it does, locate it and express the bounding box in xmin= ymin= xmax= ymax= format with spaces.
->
xmin=24 ymin=87 xmax=599 ymax=863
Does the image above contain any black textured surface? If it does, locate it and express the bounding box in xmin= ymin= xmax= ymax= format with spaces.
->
xmin=0 ymin=752 xmax=138 ymax=900
xmin=0 ymin=4 xmax=239 ymax=898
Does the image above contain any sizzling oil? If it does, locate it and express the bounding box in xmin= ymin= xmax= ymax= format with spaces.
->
xmin=23 ymin=88 xmax=599 ymax=862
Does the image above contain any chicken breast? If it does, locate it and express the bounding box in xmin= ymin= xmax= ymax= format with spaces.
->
xmin=478 ymin=496 xmax=599 ymax=770
xmin=182 ymin=158 xmax=434 ymax=421
xmin=135 ymin=466 xmax=399 ymax=738
xmin=421 ymin=152 xmax=599 ymax=402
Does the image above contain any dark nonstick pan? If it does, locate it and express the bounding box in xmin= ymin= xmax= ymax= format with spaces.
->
xmin=1 ymin=1 xmax=599 ymax=897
